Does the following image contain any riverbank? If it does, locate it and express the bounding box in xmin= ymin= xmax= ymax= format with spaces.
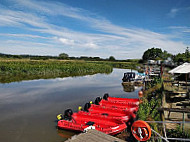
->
xmin=0 ymin=59 xmax=140 ymax=83
xmin=0 ymin=59 xmax=113 ymax=83
xmin=136 ymin=65 xmax=190 ymax=141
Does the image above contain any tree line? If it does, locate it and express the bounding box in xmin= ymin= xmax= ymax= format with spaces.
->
xmin=0 ymin=53 xmax=138 ymax=62
xmin=141 ymin=47 xmax=190 ymax=63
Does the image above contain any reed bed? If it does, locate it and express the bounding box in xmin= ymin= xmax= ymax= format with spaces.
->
xmin=88 ymin=61 xmax=139 ymax=70
xmin=0 ymin=60 xmax=113 ymax=83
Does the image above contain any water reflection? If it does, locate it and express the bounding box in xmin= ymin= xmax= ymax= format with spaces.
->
xmin=57 ymin=129 xmax=78 ymax=139
xmin=0 ymin=69 xmax=140 ymax=142
xmin=122 ymin=83 xmax=135 ymax=92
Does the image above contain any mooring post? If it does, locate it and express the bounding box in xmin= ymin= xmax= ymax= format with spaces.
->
xmin=182 ymin=111 xmax=185 ymax=134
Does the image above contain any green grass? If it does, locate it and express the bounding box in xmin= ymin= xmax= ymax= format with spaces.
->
xmin=88 ymin=60 xmax=140 ymax=70
xmin=0 ymin=60 xmax=113 ymax=83
xmin=0 ymin=59 xmax=141 ymax=83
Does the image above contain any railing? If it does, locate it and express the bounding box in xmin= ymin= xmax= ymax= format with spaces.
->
xmin=145 ymin=121 xmax=190 ymax=142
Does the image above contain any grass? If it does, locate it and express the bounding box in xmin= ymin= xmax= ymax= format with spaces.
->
xmin=0 ymin=59 xmax=113 ymax=83
xmin=0 ymin=58 xmax=140 ymax=83
xmin=88 ymin=60 xmax=140 ymax=70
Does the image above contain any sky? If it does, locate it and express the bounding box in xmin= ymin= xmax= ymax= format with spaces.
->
xmin=0 ymin=0 xmax=190 ymax=59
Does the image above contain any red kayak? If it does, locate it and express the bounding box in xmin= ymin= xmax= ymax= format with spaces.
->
xmin=95 ymin=97 xmax=139 ymax=113
xmin=57 ymin=109 xmax=127 ymax=135
xmin=103 ymin=93 xmax=139 ymax=105
xmin=80 ymin=103 xmax=136 ymax=123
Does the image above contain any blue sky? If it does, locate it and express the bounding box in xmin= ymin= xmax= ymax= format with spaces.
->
xmin=0 ymin=0 xmax=190 ymax=59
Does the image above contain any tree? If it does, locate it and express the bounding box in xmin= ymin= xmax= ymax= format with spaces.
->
xmin=161 ymin=50 xmax=172 ymax=60
xmin=142 ymin=47 xmax=162 ymax=61
xmin=108 ymin=56 xmax=115 ymax=61
xmin=185 ymin=47 xmax=190 ymax=58
xmin=173 ymin=47 xmax=190 ymax=63
xmin=59 ymin=53 xmax=69 ymax=59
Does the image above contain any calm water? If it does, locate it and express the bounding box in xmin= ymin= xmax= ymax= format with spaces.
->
xmin=0 ymin=68 xmax=141 ymax=142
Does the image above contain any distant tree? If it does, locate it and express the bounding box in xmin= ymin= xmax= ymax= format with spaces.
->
xmin=59 ymin=53 xmax=69 ymax=59
xmin=13 ymin=55 xmax=22 ymax=59
xmin=161 ymin=50 xmax=172 ymax=60
xmin=108 ymin=56 xmax=115 ymax=61
xmin=142 ymin=47 xmax=162 ymax=60
xmin=93 ymin=57 xmax=101 ymax=61
xmin=185 ymin=47 xmax=190 ymax=58
xmin=172 ymin=47 xmax=190 ymax=63
xmin=173 ymin=53 xmax=186 ymax=63
xmin=138 ymin=59 xmax=144 ymax=63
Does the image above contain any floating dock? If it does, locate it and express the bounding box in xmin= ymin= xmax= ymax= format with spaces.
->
xmin=65 ymin=129 xmax=125 ymax=142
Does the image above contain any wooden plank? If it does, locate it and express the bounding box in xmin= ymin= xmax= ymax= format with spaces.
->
xmin=65 ymin=129 xmax=125 ymax=142
xmin=158 ymin=107 xmax=190 ymax=113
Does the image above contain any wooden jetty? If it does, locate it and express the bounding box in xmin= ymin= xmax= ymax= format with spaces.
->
xmin=65 ymin=129 xmax=125 ymax=142
xmin=158 ymin=107 xmax=190 ymax=113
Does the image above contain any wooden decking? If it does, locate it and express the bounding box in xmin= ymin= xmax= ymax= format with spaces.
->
xmin=65 ymin=129 xmax=125 ymax=142
xmin=158 ymin=107 xmax=190 ymax=113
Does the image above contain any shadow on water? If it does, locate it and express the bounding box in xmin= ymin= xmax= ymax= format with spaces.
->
xmin=0 ymin=68 xmax=140 ymax=142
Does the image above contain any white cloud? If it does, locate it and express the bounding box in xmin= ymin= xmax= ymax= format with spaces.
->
xmin=167 ymin=7 xmax=190 ymax=18
xmin=169 ymin=26 xmax=190 ymax=33
xmin=0 ymin=39 xmax=64 ymax=56
xmin=0 ymin=33 xmax=52 ymax=39
xmin=168 ymin=8 xmax=179 ymax=18
xmin=58 ymin=38 xmax=75 ymax=45
xmin=0 ymin=0 xmax=189 ymax=59
xmin=84 ymin=42 xmax=99 ymax=49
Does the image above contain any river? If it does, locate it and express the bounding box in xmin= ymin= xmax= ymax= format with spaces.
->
xmin=0 ymin=68 xmax=141 ymax=142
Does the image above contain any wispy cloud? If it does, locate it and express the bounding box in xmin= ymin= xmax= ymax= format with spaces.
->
xmin=168 ymin=8 xmax=179 ymax=18
xmin=58 ymin=38 xmax=75 ymax=46
xmin=0 ymin=39 xmax=63 ymax=55
xmin=0 ymin=33 xmax=52 ymax=39
xmin=169 ymin=26 xmax=190 ymax=33
xmin=167 ymin=6 xmax=190 ymax=18
xmin=0 ymin=0 xmax=189 ymax=59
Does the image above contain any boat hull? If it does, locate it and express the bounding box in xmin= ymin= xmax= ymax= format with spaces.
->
xmin=82 ymin=104 xmax=136 ymax=123
xmin=57 ymin=112 xmax=127 ymax=135
xmin=106 ymin=97 xmax=139 ymax=105
xmin=98 ymin=99 xmax=139 ymax=113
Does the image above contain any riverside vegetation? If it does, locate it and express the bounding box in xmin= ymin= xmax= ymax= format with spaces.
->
xmin=137 ymin=77 xmax=163 ymax=142
xmin=0 ymin=59 xmax=112 ymax=83
xmin=138 ymin=74 xmax=190 ymax=141
xmin=0 ymin=58 xmax=140 ymax=83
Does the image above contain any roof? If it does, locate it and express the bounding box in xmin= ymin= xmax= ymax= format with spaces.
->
xmin=169 ymin=63 xmax=190 ymax=74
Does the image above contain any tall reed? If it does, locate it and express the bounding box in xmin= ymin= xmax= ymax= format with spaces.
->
xmin=0 ymin=60 xmax=113 ymax=83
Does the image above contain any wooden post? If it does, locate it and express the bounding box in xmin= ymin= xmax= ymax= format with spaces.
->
xmin=186 ymin=73 xmax=187 ymax=91
xmin=182 ymin=112 xmax=185 ymax=134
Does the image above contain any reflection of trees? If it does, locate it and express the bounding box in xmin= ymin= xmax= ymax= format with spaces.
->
xmin=122 ymin=83 xmax=135 ymax=92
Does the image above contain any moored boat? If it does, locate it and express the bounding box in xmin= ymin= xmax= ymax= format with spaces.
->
xmin=95 ymin=97 xmax=139 ymax=113
xmin=57 ymin=109 xmax=127 ymax=135
xmin=79 ymin=103 xmax=136 ymax=123
xmin=103 ymin=93 xmax=139 ymax=105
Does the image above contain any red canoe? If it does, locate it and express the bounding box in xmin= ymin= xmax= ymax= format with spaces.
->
xmin=103 ymin=93 xmax=139 ymax=105
xmin=57 ymin=109 xmax=127 ymax=135
xmin=81 ymin=103 xmax=136 ymax=123
xmin=95 ymin=97 xmax=139 ymax=113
